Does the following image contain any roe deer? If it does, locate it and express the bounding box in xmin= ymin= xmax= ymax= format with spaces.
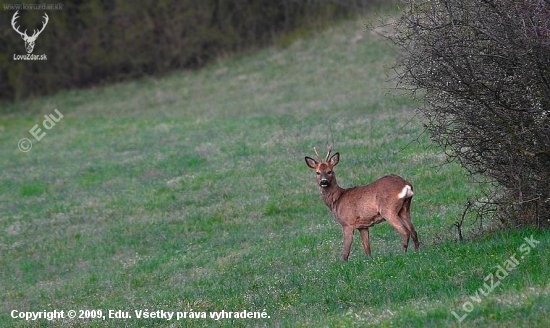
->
xmin=305 ymin=146 xmax=419 ymax=261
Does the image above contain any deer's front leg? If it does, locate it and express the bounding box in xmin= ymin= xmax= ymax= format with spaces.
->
xmin=342 ymin=226 xmax=354 ymax=261
xmin=359 ymin=228 xmax=371 ymax=256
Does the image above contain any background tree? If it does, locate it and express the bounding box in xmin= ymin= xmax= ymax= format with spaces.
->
xmin=0 ymin=0 xmax=385 ymax=102
xmin=389 ymin=0 xmax=550 ymax=228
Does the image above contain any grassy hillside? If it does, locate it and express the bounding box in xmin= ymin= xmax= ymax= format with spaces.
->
xmin=1 ymin=15 xmax=549 ymax=327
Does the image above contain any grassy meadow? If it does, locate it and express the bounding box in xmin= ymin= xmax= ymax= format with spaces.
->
xmin=1 ymin=13 xmax=549 ymax=327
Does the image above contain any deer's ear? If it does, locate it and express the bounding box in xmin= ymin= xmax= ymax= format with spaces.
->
xmin=329 ymin=152 xmax=340 ymax=166
xmin=305 ymin=156 xmax=318 ymax=169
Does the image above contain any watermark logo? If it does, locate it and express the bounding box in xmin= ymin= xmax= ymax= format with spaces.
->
xmin=18 ymin=109 xmax=63 ymax=152
xmin=18 ymin=138 xmax=32 ymax=152
xmin=5 ymin=4 xmax=62 ymax=59
xmin=451 ymin=235 xmax=540 ymax=322
xmin=11 ymin=10 xmax=48 ymax=54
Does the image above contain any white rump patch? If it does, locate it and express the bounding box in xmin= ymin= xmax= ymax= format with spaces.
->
xmin=398 ymin=185 xmax=413 ymax=198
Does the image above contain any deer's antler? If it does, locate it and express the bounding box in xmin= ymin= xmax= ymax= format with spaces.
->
xmin=11 ymin=11 xmax=49 ymax=40
xmin=11 ymin=10 xmax=27 ymax=38
xmin=31 ymin=13 xmax=49 ymax=39
xmin=325 ymin=145 xmax=332 ymax=161
xmin=313 ymin=147 xmax=321 ymax=161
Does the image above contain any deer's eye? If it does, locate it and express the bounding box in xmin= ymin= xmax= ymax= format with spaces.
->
xmin=327 ymin=170 xmax=333 ymax=175
xmin=316 ymin=172 xmax=321 ymax=175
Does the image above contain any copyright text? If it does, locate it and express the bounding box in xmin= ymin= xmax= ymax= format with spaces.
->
xmin=10 ymin=309 xmax=271 ymax=321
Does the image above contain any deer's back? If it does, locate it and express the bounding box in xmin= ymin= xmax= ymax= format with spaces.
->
xmin=335 ymin=174 xmax=412 ymax=222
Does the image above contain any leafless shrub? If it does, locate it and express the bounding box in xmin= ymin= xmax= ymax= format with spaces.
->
xmin=388 ymin=0 xmax=550 ymax=228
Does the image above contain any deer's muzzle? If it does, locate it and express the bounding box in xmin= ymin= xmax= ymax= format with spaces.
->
xmin=319 ymin=179 xmax=330 ymax=188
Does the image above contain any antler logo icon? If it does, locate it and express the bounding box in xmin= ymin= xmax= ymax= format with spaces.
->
xmin=11 ymin=10 xmax=49 ymax=54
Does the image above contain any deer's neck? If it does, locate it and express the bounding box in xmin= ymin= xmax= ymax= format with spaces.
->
xmin=320 ymin=182 xmax=344 ymax=211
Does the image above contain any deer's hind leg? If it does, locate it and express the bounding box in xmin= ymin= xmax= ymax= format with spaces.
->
xmin=398 ymin=197 xmax=419 ymax=250
xmin=382 ymin=210 xmax=411 ymax=252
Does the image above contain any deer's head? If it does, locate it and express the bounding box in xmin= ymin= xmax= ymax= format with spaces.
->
xmin=11 ymin=10 xmax=49 ymax=54
xmin=305 ymin=146 xmax=340 ymax=188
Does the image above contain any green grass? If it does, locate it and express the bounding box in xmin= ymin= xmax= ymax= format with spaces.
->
xmin=1 ymin=14 xmax=549 ymax=327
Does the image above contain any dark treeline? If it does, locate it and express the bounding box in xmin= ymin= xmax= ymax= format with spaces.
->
xmin=1 ymin=0 xmax=380 ymax=102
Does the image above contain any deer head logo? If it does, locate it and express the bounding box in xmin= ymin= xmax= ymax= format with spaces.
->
xmin=11 ymin=10 xmax=49 ymax=54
